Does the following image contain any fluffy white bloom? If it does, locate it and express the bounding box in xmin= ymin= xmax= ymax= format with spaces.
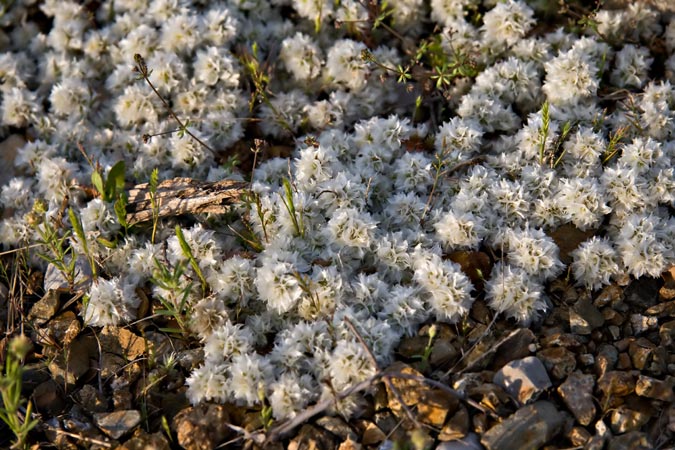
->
xmin=392 ymin=152 xmax=433 ymax=194
xmin=543 ymin=48 xmax=598 ymax=105
xmin=0 ymin=177 xmax=34 ymax=211
xmin=570 ymin=237 xmax=620 ymax=290
xmin=559 ymin=127 xmax=605 ymax=178
xmin=472 ymin=57 xmax=541 ymax=109
xmin=228 ymin=353 xmax=274 ymax=405
xmin=200 ymin=4 xmax=238 ymax=46
xmin=206 ymin=256 xmax=256 ymax=304
xmin=280 ymin=32 xmax=323 ymax=81
xmin=146 ymin=51 xmax=186 ymax=95
xmin=431 ymin=0 xmax=472 ymax=26
xmin=506 ymin=227 xmax=564 ymax=281
xmin=189 ymin=296 xmax=230 ymax=338
xmin=83 ymin=277 xmax=139 ymax=327
xmin=186 ymin=362 xmax=228 ymax=404
xmin=616 ymin=214 xmax=668 ymax=278
xmin=457 ymin=93 xmax=520 ymax=132
xmin=618 ymin=137 xmax=662 ymax=174
xmin=167 ymin=224 xmax=220 ymax=269
xmin=325 ymin=39 xmax=369 ymax=91
xmin=413 ymin=252 xmax=474 ymax=322
xmin=435 ymin=117 xmax=484 ymax=161
xmin=435 ymin=210 xmax=486 ymax=250
xmin=169 ymin=131 xmax=212 ymax=170
xmin=481 ymin=0 xmax=535 ymax=52
xmin=160 ymin=13 xmax=201 ymax=54
xmin=255 ymin=258 xmax=304 ymax=314
xmin=36 ymin=157 xmax=77 ymax=203
xmin=610 ymin=44 xmax=652 ymax=89
xmin=114 ymin=85 xmax=158 ymax=127
xmin=601 ymin=166 xmax=645 ymax=214
xmin=194 ymin=46 xmax=239 ymax=87
xmin=486 ymin=263 xmax=547 ymax=326
xmin=292 ymin=0 xmax=334 ymax=22
xmin=329 ymin=339 xmax=376 ymax=391
xmin=379 ymin=284 xmax=428 ymax=335
xmin=639 ymin=81 xmax=675 ymax=140
xmin=204 ymin=321 xmax=255 ymax=364
xmin=268 ymin=373 xmax=316 ymax=420
xmin=80 ymin=198 xmax=120 ymax=239
xmin=326 ymin=207 xmax=376 ymax=249
xmin=259 ymin=90 xmax=309 ymax=138
xmin=1 ymin=87 xmax=39 ymax=127
xmin=49 ymin=78 xmax=90 ymax=118
xmin=556 ymin=178 xmax=611 ymax=230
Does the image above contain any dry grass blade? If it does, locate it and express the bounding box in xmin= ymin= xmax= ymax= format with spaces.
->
xmin=125 ymin=178 xmax=248 ymax=225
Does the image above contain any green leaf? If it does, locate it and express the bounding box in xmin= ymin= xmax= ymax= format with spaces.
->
xmin=106 ymin=160 xmax=126 ymax=200
xmin=91 ymin=171 xmax=105 ymax=199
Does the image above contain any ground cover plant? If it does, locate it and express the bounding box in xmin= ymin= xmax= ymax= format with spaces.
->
xmin=0 ymin=0 xmax=674 ymax=448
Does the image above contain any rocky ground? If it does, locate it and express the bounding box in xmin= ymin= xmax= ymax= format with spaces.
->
xmin=1 ymin=258 xmax=673 ymax=450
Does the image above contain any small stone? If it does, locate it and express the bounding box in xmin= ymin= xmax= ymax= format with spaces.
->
xmin=660 ymin=320 xmax=675 ymax=347
xmin=93 ymin=410 xmax=141 ymax=440
xmin=493 ymin=356 xmax=552 ymax=406
xmin=630 ymin=314 xmax=659 ymax=335
xmin=608 ymin=325 xmax=621 ymax=340
xmin=47 ymin=311 xmax=81 ymax=347
xmin=385 ymin=362 xmax=459 ymax=427
xmin=0 ymin=134 xmax=23 ymax=186
xmin=602 ymin=308 xmax=625 ymax=326
xmin=595 ymin=344 xmax=619 ymax=377
xmin=28 ymin=290 xmax=61 ymax=326
xmin=439 ymin=405 xmax=470 ymax=441
xmin=610 ymin=405 xmax=651 ymax=434
xmin=617 ymin=352 xmax=632 ymax=370
xmin=373 ymin=411 xmax=406 ymax=442
xmin=316 ymin=416 xmax=357 ymax=442
xmin=436 ymin=433 xmax=483 ymax=450
xmin=579 ymin=354 xmax=595 ymax=366
xmin=113 ymin=389 xmax=134 ymax=410
xmin=361 ymin=422 xmax=386 ymax=446
xmin=537 ymin=347 xmax=576 ymax=380
xmin=597 ymin=371 xmax=635 ymax=398
xmin=48 ymin=338 xmax=92 ymax=385
xmin=646 ymin=299 xmax=675 ymax=317
xmin=566 ymin=426 xmax=591 ymax=447
xmin=172 ymin=404 xmax=232 ymax=450
xmin=32 ymin=379 xmax=66 ymax=416
xmin=595 ymin=285 xmax=623 ymax=307
xmin=429 ymin=338 xmax=459 ymax=369
xmin=490 ymin=328 xmax=536 ymax=370
xmin=480 ymin=401 xmax=565 ymax=450
xmin=73 ymin=384 xmax=107 ymax=413
xmin=288 ymin=424 xmax=338 ymax=450
xmin=540 ymin=330 xmax=583 ymax=349
xmin=557 ymin=372 xmax=596 ymax=426
xmin=570 ymin=298 xmax=605 ymax=335
xmin=635 ymin=375 xmax=675 ymax=401
xmin=629 ymin=338 xmax=655 ymax=370
xmin=44 ymin=256 xmax=92 ymax=292
xmin=607 ymin=431 xmax=652 ymax=450
xmin=669 ymin=403 xmax=675 ymax=433
xmin=116 ymin=431 xmax=171 ymax=450
xmin=337 ymin=437 xmax=361 ymax=450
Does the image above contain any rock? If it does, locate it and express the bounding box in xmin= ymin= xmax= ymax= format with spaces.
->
xmin=489 ymin=328 xmax=536 ymax=370
xmin=436 ymin=433 xmax=483 ymax=450
xmin=385 ymin=362 xmax=459 ymax=427
xmin=116 ymin=431 xmax=171 ymax=450
xmin=467 ymin=383 xmax=511 ymax=417
xmin=540 ymin=330 xmax=583 ymax=349
xmin=608 ymin=325 xmax=621 ymax=340
xmin=629 ymin=314 xmax=658 ymax=335
xmin=624 ymin=278 xmax=660 ymax=309
xmin=315 ymin=416 xmax=358 ymax=442
xmin=629 ymin=338 xmax=655 ymax=370
xmin=659 ymin=287 xmax=675 ymax=302
xmin=595 ymin=285 xmax=623 ymax=308
xmin=288 ymin=424 xmax=338 ymax=450
xmin=480 ymin=401 xmax=565 ymax=450
xmin=607 ymin=431 xmax=652 ymax=450
xmin=610 ymin=405 xmax=651 ymax=434
xmin=337 ymin=437 xmax=361 ymax=450
xmin=93 ymin=410 xmax=141 ymax=440
xmin=372 ymin=411 xmax=406 ymax=442
xmin=360 ymin=422 xmax=386 ymax=446
xmin=32 ymin=379 xmax=66 ymax=416
xmin=594 ymin=344 xmax=618 ymax=376
xmin=566 ymin=426 xmax=591 ymax=447
xmin=635 ymin=374 xmax=675 ymax=401
xmin=557 ymin=372 xmax=596 ymax=426
xmin=172 ymin=404 xmax=232 ymax=450
xmin=617 ymin=352 xmax=632 ymax=370
xmin=579 ymin=353 xmax=594 ymax=366
xmin=493 ymin=356 xmax=552 ymax=406
xmin=570 ymin=297 xmax=604 ymax=335
xmin=73 ymin=384 xmax=108 ymax=413
xmin=429 ymin=338 xmax=459 ymax=369
xmin=44 ymin=311 xmax=80 ymax=347
xmin=597 ymin=371 xmax=635 ymax=399
xmin=659 ymin=320 xmax=675 ymax=347
xmin=48 ymin=338 xmax=92 ymax=385
xmin=44 ymin=256 xmax=92 ymax=292
xmin=537 ymin=347 xmax=576 ymax=380
xmin=27 ymin=290 xmax=60 ymax=326
xmin=669 ymin=403 xmax=675 ymax=433
xmin=438 ymin=405 xmax=470 ymax=441
xmin=586 ymin=420 xmax=611 ymax=450
xmin=99 ymin=327 xmax=148 ymax=379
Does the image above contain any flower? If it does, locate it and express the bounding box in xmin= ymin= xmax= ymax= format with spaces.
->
xmin=486 ymin=263 xmax=547 ymax=325
xmin=280 ymin=32 xmax=323 ymax=81
xmin=481 ymin=0 xmax=535 ymax=52
xmin=570 ymin=237 xmax=620 ymax=290
xmin=83 ymin=277 xmax=139 ymax=327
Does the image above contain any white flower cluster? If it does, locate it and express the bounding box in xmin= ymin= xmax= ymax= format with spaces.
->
xmin=0 ymin=0 xmax=673 ymax=421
